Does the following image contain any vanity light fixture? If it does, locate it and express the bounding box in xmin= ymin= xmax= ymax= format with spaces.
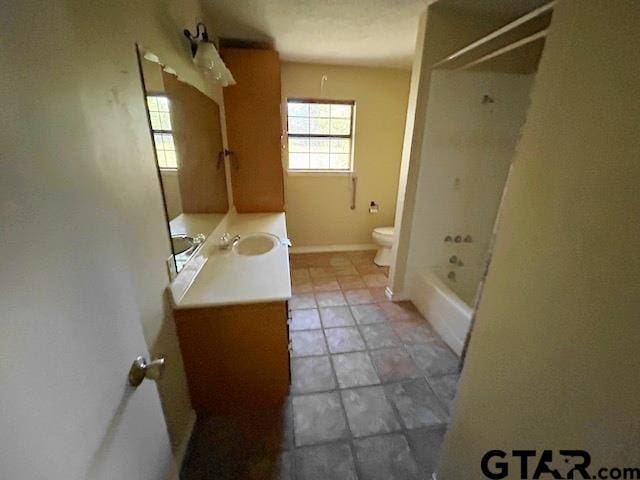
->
xmin=183 ymin=22 xmax=236 ymax=87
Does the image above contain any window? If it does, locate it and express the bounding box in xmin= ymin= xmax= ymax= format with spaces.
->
xmin=286 ymin=99 xmax=355 ymax=172
xmin=146 ymin=95 xmax=177 ymax=169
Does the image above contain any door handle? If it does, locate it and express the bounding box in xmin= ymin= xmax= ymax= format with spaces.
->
xmin=128 ymin=356 xmax=165 ymax=387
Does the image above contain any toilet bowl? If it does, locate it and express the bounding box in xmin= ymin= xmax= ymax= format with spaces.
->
xmin=372 ymin=226 xmax=394 ymax=267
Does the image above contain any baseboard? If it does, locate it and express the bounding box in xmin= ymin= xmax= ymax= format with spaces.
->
xmin=385 ymin=286 xmax=394 ymax=300
xmin=289 ymin=243 xmax=377 ymax=254
xmin=174 ymin=411 xmax=196 ymax=471
xmin=385 ymin=286 xmax=410 ymax=302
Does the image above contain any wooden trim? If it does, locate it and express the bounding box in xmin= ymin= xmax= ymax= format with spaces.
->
xmin=287 ymin=133 xmax=352 ymax=139
xmin=286 ymin=170 xmax=353 ymax=176
xmin=287 ymin=169 xmax=352 ymax=174
xmin=287 ymin=97 xmax=355 ymax=105
xmin=433 ymin=2 xmax=554 ymax=70
xmin=460 ymin=30 xmax=547 ymax=71
xmin=173 ymin=413 xmax=196 ymax=470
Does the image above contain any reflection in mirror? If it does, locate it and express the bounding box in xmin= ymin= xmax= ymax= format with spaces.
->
xmin=137 ymin=47 xmax=229 ymax=273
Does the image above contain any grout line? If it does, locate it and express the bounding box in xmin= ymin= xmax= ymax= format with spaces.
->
xmin=424 ymin=374 xmax=456 ymax=416
xmin=325 ymin=343 xmax=360 ymax=463
xmin=287 ymin=398 xmax=298 ymax=478
xmin=347 ymin=440 xmax=363 ymax=480
xmin=290 ymin=350 xmax=454 ymax=392
xmin=287 ymin=253 xmax=451 ymax=477
xmin=327 ymin=348 xmax=366 ymax=480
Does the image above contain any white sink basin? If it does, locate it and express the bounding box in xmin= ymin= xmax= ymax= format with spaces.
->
xmin=172 ymin=235 xmax=195 ymax=255
xmin=233 ymin=233 xmax=280 ymax=256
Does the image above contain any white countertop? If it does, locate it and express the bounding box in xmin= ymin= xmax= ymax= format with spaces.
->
xmin=169 ymin=213 xmax=226 ymax=237
xmin=170 ymin=212 xmax=292 ymax=309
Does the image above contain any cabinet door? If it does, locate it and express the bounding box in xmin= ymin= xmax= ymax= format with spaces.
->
xmin=174 ymin=302 xmax=290 ymax=414
xmin=222 ymin=48 xmax=285 ymax=212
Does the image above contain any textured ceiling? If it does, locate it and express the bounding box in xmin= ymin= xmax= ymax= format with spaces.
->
xmin=203 ymin=0 xmax=427 ymax=69
xmin=202 ymin=0 xmax=552 ymax=68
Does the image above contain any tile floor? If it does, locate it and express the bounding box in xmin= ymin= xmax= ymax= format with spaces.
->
xmin=182 ymin=251 xmax=460 ymax=480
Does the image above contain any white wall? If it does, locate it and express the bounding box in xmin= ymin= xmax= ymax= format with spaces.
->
xmin=406 ymin=71 xmax=533 ymax=304
xmin=0 ymin=0 xmax=221 ymax=477
xmin=439 ymin=1 xmax=640 ymax=477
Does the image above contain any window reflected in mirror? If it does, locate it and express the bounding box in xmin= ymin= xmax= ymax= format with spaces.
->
xmin=146 ymin=95 xmax=178 ymax=169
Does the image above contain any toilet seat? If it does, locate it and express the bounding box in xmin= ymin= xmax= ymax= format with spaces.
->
xmin=373 ymin=226 xmax=394 ymax=236
xmin=372 ymin=226 xmax=394 ymax=247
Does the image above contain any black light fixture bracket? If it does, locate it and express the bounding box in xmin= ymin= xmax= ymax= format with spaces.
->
xmin=183 ymin=22 xmax=209 ymax=57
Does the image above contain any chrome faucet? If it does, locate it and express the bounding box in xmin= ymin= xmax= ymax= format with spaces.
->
xmin=193 ymin=233 xmax=206 ymax=245
xmin=219 ymin=232 xmax=241 ymax=250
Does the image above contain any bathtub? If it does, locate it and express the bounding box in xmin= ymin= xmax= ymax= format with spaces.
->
xmin=408 ymin=266 xmax=482 ymax=355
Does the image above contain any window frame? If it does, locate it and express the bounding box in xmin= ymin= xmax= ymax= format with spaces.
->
xmin=146 ymin=92 xmax=178 ymax=171
xmin=285 ymin=98 xmax=356 ymax=174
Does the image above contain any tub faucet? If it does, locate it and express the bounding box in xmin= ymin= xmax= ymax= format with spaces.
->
xmin=219 ymin=232 xmax=241 ymax=250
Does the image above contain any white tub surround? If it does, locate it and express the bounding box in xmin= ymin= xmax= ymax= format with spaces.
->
xmin=170 ymin=212 xmax=292 ymax=308
xmin=399 ymin=71 xmax=534 ymax=354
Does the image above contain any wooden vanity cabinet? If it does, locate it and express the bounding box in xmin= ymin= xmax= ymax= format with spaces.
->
xmin=174 ymin=301 xmax=290 ymax=414
xmin=221 ymin=47 xmax=285 ymax=213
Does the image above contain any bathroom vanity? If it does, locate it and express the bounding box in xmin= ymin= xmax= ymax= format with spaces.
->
xmin=136 ymin=44 xmax=290 ymax=415
xmin=170 ymin=213 xmax=292 ymax=414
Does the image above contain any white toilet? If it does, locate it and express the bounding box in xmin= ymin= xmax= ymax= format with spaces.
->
xmin=372 ymin=226 xmax=394 ymax=267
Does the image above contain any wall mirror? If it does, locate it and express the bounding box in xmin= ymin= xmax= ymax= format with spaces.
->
xmin=136 ymin=46 xmax=229 ymax=274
